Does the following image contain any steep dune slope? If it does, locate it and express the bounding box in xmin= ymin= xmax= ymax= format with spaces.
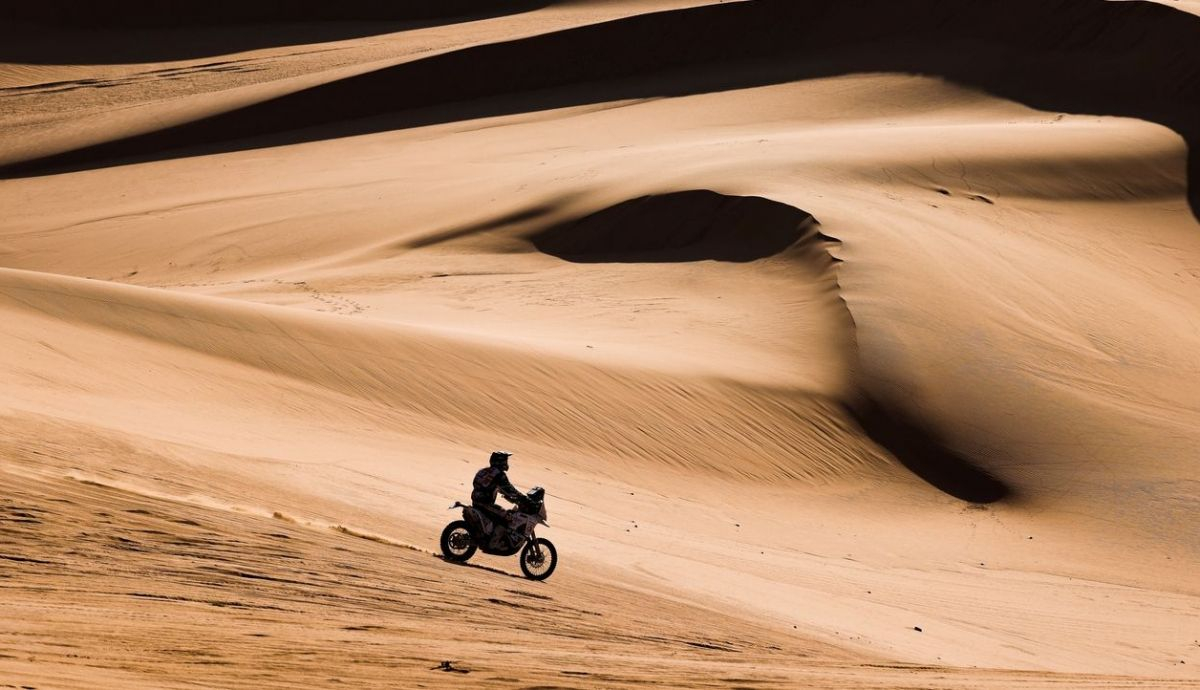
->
xmin=5 ymin=72 xmax=1193 ymax=521
xmin=0 ymin=261 xmax=881 ymax=484
xmin=2 ymin=252 xmax=1197 ymax=682
xmin=0 ymin=468 xmax=860 ymax=689
xmin=0 ymin=1 xmax=720 ymax=164
xmin=3 ymin=211 xmax=1198 ymax=681
xmin=10 ymin=465 xmax=1196 ymax=688
xmin=5 ymin=0 xmax=1198 ymax=219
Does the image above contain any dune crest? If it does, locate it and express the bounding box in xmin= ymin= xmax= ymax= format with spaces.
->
xmin=5 ymin=0 xmax=1199 ymax=222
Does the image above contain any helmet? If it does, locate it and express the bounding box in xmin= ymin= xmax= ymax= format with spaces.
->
xmin=489 ymin=451 xmax=511 ymax=470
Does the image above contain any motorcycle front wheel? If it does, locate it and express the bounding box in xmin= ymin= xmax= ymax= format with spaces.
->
xmin=519 ymin=537 xmax=557 ymax=580
xmin=440 ymin=520 xmax=477 ymax=562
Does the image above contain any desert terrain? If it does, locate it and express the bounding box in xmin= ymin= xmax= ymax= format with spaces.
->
xmin=1 ymin=0 xmax=1199 ymax=687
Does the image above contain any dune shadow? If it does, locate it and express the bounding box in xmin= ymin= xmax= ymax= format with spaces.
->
xmin=0 ymin=0 xmax=554 ymax=64
xmin=407 ymin=201 xmax=564 ymax=250
xmin=5 ymin=0 xmax=1198 ymax=221
xmin=529 ymin=191 xmax=814 ymax=263
xmin=530 ymin=189 xmax=1008 ymax=502
xmin=846 ymin=397 xmax=1010 ymax=504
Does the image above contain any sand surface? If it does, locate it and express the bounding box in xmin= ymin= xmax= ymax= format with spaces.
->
xmin=1 ymin=1 xmax=1199 ymax=687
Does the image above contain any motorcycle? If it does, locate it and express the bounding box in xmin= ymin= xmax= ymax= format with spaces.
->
xmin=440 ymin=486 xmax=557 ymax=580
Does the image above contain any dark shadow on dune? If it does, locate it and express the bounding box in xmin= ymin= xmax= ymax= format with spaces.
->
xmin=407 ymin=202 xmax=562 ymax=250
xmin=530 ymin=191 xmax=813 ymax=263
xmin=530 ymin=189 xmax=1009 ymax=502
xmin=846 ymin=397 xmax=1011 ymax=504
xmin=5 ymin=0 xmax=1198 ymax=222
xmin=0 ymin=1 xmax=553 ymax=64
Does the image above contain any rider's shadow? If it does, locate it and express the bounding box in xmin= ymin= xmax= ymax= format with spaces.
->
xmin=433 ymin=554 xmax=529 ymax=580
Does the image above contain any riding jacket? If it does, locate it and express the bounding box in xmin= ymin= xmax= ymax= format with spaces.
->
xmin=472 ymin=466 xmax=523 ymax=507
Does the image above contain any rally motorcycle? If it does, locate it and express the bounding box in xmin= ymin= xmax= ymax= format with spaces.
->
xmin=440 ymin=486 xmax=557 ymax=580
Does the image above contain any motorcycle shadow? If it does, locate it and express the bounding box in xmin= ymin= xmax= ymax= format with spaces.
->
xmin=433 ymin=553 xmax=527 ymax=580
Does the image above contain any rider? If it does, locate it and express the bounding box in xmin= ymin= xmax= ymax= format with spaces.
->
xmin=472 ymin=451 xmax=527 ymax=542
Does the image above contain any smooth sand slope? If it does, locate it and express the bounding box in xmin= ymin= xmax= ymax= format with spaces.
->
xmin=1 ymin=0 xmax=1199 ymax=687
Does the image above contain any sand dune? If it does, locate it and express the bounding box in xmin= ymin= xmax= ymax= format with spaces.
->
xmin=0 ymin=0 xmax=556 ymax=27
xmin=5 ymin=0 xmax=1199 ymax=219
xmin=1 ymin=0 xmax=1199 ymax=687
xmin=0 ymin=263 xmax=884 ymax=483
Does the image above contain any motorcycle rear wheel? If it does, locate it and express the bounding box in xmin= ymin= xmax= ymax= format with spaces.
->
xmin=440 ymin=520 xmax=477 ymax=562
xmin=519 ymin=537 xmax=557 ymax=580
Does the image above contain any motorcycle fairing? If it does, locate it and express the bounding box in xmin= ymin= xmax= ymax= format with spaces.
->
xmin=461 ymin=504 xmax=523 ymax=555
